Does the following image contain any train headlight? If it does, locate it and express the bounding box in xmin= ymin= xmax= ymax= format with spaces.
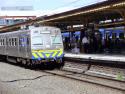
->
xmin=56 ymin=45 xmax=63 ymax=49
xmin=45 ymin=45 xmax=50 ymax=48
xmin=55 ymin=46 xmax=57 ymax=48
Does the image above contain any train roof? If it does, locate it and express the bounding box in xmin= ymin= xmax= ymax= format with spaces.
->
xmin=0 ymin=26 xmax=61 ymax=35
xmin=0 ymin=29 xmax=29 ymax=35
xmin=28 ymin=26 xmax=60 ymax=30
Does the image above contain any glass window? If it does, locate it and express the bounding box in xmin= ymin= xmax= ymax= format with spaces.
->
xmin=15 ymin=38 xmax=17 ymax=46
xmin=12 ymin=38 xmax=14 ymax=46
xmin=19 ymin=38 xmax=22 ymax=46
xmin=3 ymin=39 xmax=4 ymax=46
xmin=1 ymin=39 xmax=3 ymax=46
xmin=51 ymin=36 xmax=62 ymax=44
xmin=119 ymin=33 xmax=124 ymax=39
xmin=112 ymin=33 xmax=117 ymax=39
xmin=0 ymin=39 xmax=2 ymax=46
xmin=2 ymin=39 xmax=4 ymax=46
xmin=27 ymin=37 xmax=29 ymax=45
xmin=9 ymin=38 xmax=11 ymax=46
xmin=40 ymin=31 xmax=50 ymax=34
xmin=32 ymin=36 xmax=43 ymax=45
xmin=19 ymin=37 xmax=27 ymax=46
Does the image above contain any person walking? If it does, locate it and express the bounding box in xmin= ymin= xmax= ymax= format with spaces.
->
xmin=82 ymin=36 xmax=89 ymax=53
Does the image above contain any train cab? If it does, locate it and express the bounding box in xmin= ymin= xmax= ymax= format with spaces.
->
xmin=30 ymin=26 xmax=64 ymax=65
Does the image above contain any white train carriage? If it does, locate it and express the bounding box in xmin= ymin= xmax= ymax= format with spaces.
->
xmin=0 ymin=26 xmax=64 ymax=66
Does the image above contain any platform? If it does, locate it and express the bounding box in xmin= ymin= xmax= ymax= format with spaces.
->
xmin=64 ymin=53 xmax=125 ymax=63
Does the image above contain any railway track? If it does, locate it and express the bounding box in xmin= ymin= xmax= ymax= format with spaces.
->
xmin=36 ymin=61 xmax=125 ymax=92
xmin=64 ymin=60 xmax=125 ymax=80
xmin=41 ymin=69 xmax=125 ymax=92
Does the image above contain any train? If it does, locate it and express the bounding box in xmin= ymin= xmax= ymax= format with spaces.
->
xmin=0 ymin=26 xmax=64 ymax=67
xmin=99 ymin=26 xmax=125 ymax=39
xmin=62 ymin=26 xmax=125 ymax=53
xmin=62 ymin=26 xmax=125 ymax=40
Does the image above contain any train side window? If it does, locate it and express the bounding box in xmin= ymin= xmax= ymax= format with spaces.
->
xmin=3 ymin=39 xmax=4 ymax=46
xmin=6 ymin=38 xmax=9 ymax=46
xmin=15 ymin=38 xmax=17 ymax=46
xmin=112 ymin=33 xmax=117 ymax=39
xmin=19 ymin=38 xmax=21 ymax=46
xmin=27 ymin=37 xmax=29 ymax=45
xmin=0 ymin=39 xmax=2 ymax=46
xmin=119 ymin=33 xmax=124 ymax=39
xmin=12 ymin=38 xmax=14 ymax=46
xmin=0 ymin=39 xmax=1 ymax=46
xmin=19 ymin=37 xmax=25 ymax=46
xmin=11 ymin=38 xmax=12 ymax=46
xmin=10 ymin=38 xmax=12 ymax=46
xmin=1 ymin=39 xmax=3 ymax=46
xmin=6 ymin=39 xmax=8 ymax=46
xmin=13 ymin=38 xmax=14 ymax=46
xmin=1 ymin=39 xmax=2 ymax=46
xmin=9 ymin=38 xmax=11 ymax=46
xmin=8 ymin=39 xmax=9 ymax=46
xmin=2 ymin=39 xmax=3 ymax=46
xmin=105 ymin=32 xmax=110 ymax=39
xmin=11 ymin=38 xmax=16 ymax=46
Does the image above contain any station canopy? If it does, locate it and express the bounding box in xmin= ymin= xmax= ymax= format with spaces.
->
xmin=0 ymin=0 xmax=125 ymax=32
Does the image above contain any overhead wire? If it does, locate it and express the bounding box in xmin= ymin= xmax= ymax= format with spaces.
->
xmin=48 ymin=0 xmax=83 ymax=12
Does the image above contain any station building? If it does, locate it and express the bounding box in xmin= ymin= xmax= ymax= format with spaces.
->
xmin=0 ymin=6 xmax=36 ymax=28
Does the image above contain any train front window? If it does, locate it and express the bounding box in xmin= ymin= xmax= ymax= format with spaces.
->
xmin=51 ymin=35 xmax=62 ymax=44
xmin=32 ymin=36 xmax=43 ymax=45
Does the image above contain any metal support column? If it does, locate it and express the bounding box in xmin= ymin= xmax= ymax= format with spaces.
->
xmin=70 ymin=25 xmax=74 ymax=51
xmin=118 ymin=9 xmax=125 ymax=24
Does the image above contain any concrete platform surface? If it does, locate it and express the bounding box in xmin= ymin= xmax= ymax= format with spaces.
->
xmin=0 ymin=62 xmax=124 ymax=94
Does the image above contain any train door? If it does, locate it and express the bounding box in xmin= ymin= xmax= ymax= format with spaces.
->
xmin=19 ymin=35 xmax=29 ymax=58
xmin=105 ymin=32 xmax=111 ymax=52
xmin=0 ymin=37 xmax=5 ymax=55
xmin=112 ymin=32 xmax=117 ymax=52
xmin=119 ymin=32 xmax=125 ymax=53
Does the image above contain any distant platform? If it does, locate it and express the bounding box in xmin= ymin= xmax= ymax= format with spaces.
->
xmin=64 ymin=53 xmax=125 ymax=63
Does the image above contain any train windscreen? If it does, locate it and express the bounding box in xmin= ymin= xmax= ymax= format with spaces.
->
xmin=31 ymin=27 xmax=63 ymax=50
xmin=32 ymin=36 xmax=43 ymax=45
xmin=51 ymin=35 xmax=62 ymax=44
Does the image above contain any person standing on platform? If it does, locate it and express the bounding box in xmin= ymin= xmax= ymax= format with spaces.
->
xmin=71 ymin=35 xmax=76 ymax=48
xmin=82 ymin=36 xmax=89 ymax=53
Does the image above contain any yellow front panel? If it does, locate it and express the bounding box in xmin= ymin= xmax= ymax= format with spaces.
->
xmin=32 ymin=49 xmax=64 ymax=59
